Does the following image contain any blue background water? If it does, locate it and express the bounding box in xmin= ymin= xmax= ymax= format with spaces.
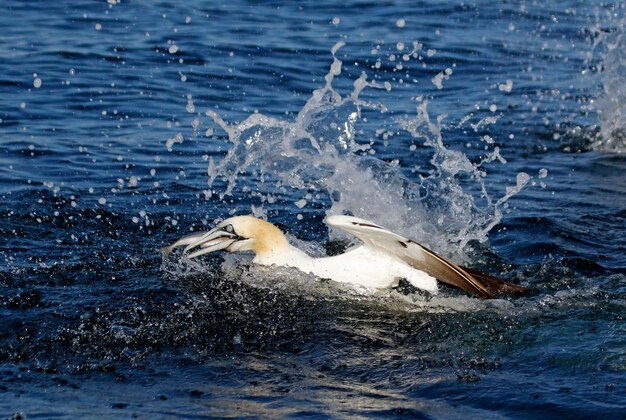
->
xmin=1 ymin=1 xmax=625 ymax=418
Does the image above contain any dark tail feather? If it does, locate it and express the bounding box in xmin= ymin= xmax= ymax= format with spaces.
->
xmin=461 ymin=266 xmax=530 ymax=297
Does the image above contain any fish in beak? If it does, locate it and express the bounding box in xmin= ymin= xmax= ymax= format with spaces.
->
xmin=162 ymin=223 xmax=248 ymax=258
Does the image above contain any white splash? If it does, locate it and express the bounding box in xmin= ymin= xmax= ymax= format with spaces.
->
xmin=188 ymin=42 xmax=528 ymax=260
xmin=588 ymin=3 xmax=626 ymax=153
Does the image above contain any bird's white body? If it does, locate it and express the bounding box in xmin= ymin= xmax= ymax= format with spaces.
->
xmin=163 ymin=214 xmax=527 ymax=299
xmin=252 ymin=240 xmax=438 ymax=292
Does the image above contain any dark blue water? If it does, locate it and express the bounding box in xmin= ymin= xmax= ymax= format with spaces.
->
xmin=1 ymin=1 xmax=625 ymax=418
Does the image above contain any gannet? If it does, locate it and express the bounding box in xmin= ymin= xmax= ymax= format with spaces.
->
xmin=163 ymin=215 xmax=528 ymax=298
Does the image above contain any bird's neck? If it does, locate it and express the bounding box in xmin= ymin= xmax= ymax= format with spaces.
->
xmin=252 ymin=242 xmax=313 ymax=268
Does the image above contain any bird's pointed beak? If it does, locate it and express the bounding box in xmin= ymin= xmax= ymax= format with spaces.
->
xmin=162 ymin=226 xmax=242 ymax=259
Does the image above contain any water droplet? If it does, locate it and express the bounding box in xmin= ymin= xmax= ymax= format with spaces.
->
xmin=499 ymin=80 xmax=513 ymax=92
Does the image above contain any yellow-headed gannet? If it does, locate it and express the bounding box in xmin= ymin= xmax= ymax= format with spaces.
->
xmin=163 ymin=215 xmax=528 ymax=298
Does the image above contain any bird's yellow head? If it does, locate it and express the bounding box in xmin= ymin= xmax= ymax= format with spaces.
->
xmin=217 ymin=215 xmax=289 ymax=255
xmin=166 ymin=215 xmax=289 ymax=259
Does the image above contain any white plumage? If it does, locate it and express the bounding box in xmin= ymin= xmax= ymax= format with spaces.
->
xmin=163 ymin=214 xmax=528 ymax=299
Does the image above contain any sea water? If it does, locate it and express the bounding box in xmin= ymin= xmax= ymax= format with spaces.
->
xmin=0 ymin=1 xmax=624 ymax=418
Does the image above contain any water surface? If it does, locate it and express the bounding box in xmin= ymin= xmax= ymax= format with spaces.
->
xmin=1 ymin=1 xmax=625 ymax=418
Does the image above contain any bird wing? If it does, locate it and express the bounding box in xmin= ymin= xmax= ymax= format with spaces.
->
xmin=324 ymin=215 xmax=527 ymax=299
